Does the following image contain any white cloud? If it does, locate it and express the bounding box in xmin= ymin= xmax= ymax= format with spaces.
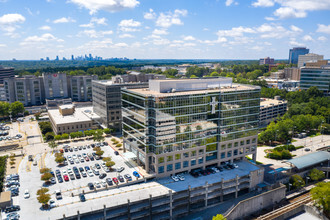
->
xmin=144 ymin=9 xmax=156 ymax=20
xmin=152 ymin=29 xmax=168 ymax=35
xmin=53 ymin=17 xmax=76 ymax=24
xmin=217 ymin=26 xmax=255 ymax=37
xmin=78 ymin=29 xmax=113 ymax=38
xmin=225 ymin=0 xmax=238 ymax=6
xmin=289 ymin=38 xmax=305 ymax=47
xmin=269 ymin=0 xmax=330 ymax=19
xmin=80 ymin=17 xmax=107 ymax=28
xmin=119 ymin=33 xmax=134 ymax=38
xmin=156 ymin=9 xmax=187 ymax=28
xmin=20 ymin=33 xmax=63 ymax=46
xmin=316 ymin=24 xmax=330 ymax=34
xmin=118 ymin=19 xmax=141 ymax=32
xmin=39 ymin=25 xmax=51 ymax=30
xmin=273 ymin=7 xmax=306 ymax=19
xmin=0 ymin=44 xmax=6 ymax=47
xmin=0 ymin=13 xmax=25 ymax=33
xmin=70 ymin=0 xmax=140 ymax=14
xmin=265 ymin=16 xmax=276 ymax=21
xmin=252 ymin=0 xmax=274 ymax=7
xmin=317 ymin=36 xmax=327 ymax=41
xmin=113 ymin=42 xmax=128 ymax=47
xmin=290 ymin=25 xmax=303 ymax=33
xmin=250 ymin=46 xmax=264 ymax=51
xmin=152 ymin=38 xmax=170 ymax=45
xmin=78 ymin=38 xmax=113 ymax=49
xmin=183 ymin=35 xmax=196 ymax=41
xmin=302 ymin=35 xmax=313 ymax=41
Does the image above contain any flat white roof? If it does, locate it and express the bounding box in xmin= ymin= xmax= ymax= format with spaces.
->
xmin=48 ymin=107 xmax=94 ymax=125
xmin=59 ymin=104 xmax=74 ymax=110
xmin=260 ymin=98 xmax=287 ymax=108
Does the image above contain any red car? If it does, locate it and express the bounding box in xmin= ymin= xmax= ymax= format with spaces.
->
xmin=63 ymin=175 xmax=69 ymax=181
xmin=112 ymin=177 xmax=119 ymax=184
xmin=85 ymin=157 xmax=89 ymax=161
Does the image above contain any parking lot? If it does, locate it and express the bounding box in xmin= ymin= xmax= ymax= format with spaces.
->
xmin=4 ymin=141 xmax=142 ymax=220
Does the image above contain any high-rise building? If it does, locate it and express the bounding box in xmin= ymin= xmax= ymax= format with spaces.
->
xmin=259 ymin=57 xmax=274 ymax=65
xmin=4 ymin=76 xmax=43 ymax=106
xmin=92 ymin=80 xmax=148 ymax=132
xmin=300 ymin=61 xmax=330 ymax=94
xmin=297 ymin=53 xmax=324 ymax=68
xmin=43 ymin=73 xmax=69 ymax=99
xmin=71 ymin=55 xmax=74 ymax=60
xmin=284 ymin=68 xmax=301 ymax=81
xmin=0 ymin=66 xmax=15 ymax=84
xmin=122 ymin=78 xmax=260 ymax=177
xmin=68 ymin=75 xmax=98 ymax=102
xmin=289 ymin=47 xmax=309 ymax=64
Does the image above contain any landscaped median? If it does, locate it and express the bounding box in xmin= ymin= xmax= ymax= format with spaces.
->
xmin=265 ymin=145 xmax=304 ymax=160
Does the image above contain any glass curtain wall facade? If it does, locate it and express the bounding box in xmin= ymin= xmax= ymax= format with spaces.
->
xmin=122 ymin=84 xmax=260 ymax=177
xmin=300 ymin=67 xmax=330 ymax=94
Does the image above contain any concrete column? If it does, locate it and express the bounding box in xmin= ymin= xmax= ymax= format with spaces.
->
xmin=252 ymin=153 xmax=256 ymax=161
xmin=77 ymin=211 xmax=80 ymax=220
xmin=221 ymin=178 xmax=224 ymax=202
xmin=63 ymin=215 xmax=66 ymax=220
xmin=205 ymin=181 xmax=208 ymax=207
xmin=149 ymin=194 xmax=152 ymax=220
xmin=169 ymin=190 xmax=173 ymax=219
xmin=188 ymin=185 xmax=191 ymax=213
xmin=127 ymin=199 xmax=131 ymax=220
xmin=235 ymin=175 xmax=239 ymax=198
xmin=103 ymin=205 xmax=106 ymax=219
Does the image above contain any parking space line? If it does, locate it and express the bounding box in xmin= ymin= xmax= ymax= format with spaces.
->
xmin=16 ymin=156 xmax=24 ymax=173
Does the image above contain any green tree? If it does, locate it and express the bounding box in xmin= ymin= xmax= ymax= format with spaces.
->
xmin=103 ymin=128 xmax=111 ymax=135
xmin=95 ymin=150 xmax=104 ymax=157
xmin=40 ymin=168 xmax=51 ymax=174
xmin=54 ymin=135 xmax=62 ymax=141
xmin=37 ymin=193 xmax=51 ymax=207
xmin=93 ymin=130 xmax=105 ymax=142
xmin=290 ymin=175 xmax=305 ymax=189
xmin=44 ymin=132 xmax=54 ymax=142
xmin=212 ymin=214 xmax=227 ymax=220
xmin=38 ymin=122 xmax=53 ymax=135
xmin=0 ymin=102 xmax=10 ymax=117
xmin=76 ymin=131 xmax=83 ymax=138
xmin=48 ymin=140 xmax=57 ymax=152
xmin=103 ymin=157 xmax=115 ymax=168
xmin=37 ymin=187 xmax=49 ymax=195
xmin=70 ymin=132 xmax=77 ymax=139
xmin=61 ymin=133 xmax=69 ymax=139
xmin=41 ymin=172 xmax=53 ymax=182
xmin=9 ymin=101 xmax=25 ymax=117
xmin=309 ymin=168 xmax=325 ymax=182
xmin=55 ymin=153 xmax=65 ymax=164
xmin=310 ymin=182 xmax=330 ymax=216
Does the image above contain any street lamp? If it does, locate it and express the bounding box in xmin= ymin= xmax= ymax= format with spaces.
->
xmin=306 ymin=176 xmax=310 ymax=185
xmin=321 ymin=120 xmax=325 ymax=143
xmin=288 ymin=183 xmax=292 ymax=191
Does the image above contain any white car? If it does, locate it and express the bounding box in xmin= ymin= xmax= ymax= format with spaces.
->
xmin=233 ymin=163 xmax=238 ymax=168
xmin=75 ymin=159 xmax=80 ymax=164
xmin=100 ymin=180 xmax=107 ymax=187
xmin=67 ymin=168 xmax=73 ymax=174
xmin=171 ymin=175 xmax=179 ymax=182
xmin=49 ymin=199 xmax=56 ymax=208
xmin=62 ymin=170 xmax=67 ymax=175
xmin=87 ymin=170 xmax=94 ymax=177
xmin=177 ymin=175 xmax=185 ymax=181
xmin=72 ymin=155 xmax=76 ymax=159
xmin=94 ymin=181 xmax=101 ymax=188
xmin=80 ymin=158 xmax=84 ymax=162
xmin=24 ymin=189 xmax=30 ymax=199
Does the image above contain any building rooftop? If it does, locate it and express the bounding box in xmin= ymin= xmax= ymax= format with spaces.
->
xmin=0 ymin=191 xmax=11 ymax=203
xmin=59 ymin=104 xmax=74 ymax=110
xmin=48 ymin=106 xmax=94 ymax=125
xmin=127 ymin=81 xmax=259 ymax=98
xmin=260 ymin=98 xmax=287 ymax=108
xmin=284 ymin=151 xmax=330 ymax=170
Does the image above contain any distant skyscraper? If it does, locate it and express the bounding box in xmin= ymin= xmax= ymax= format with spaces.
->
xmin=46 ymin=57 xmax=50 ymax=61
xmin=71 ymin=55 xmax=74 ymax=60
xmin=55 ymin=55 xmax=59 ymax=61
xmin=259 ymin=57 xmax=274 ymax=65
xmin=289 ymin=47 xmax=309 ymax=65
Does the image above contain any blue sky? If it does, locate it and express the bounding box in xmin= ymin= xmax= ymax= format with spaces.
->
xmin=0 ymin=0 xmax=330 ymax=60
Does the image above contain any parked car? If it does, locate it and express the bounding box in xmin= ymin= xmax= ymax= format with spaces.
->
xmin=133 ymin=171 xmax=140 ymax=178
xmin=4 ymin=205 xmax=20 ymax=213
xmin=117 ymin=175 xmax=125 ymax=182
xmin=117 ymin=167 xmax=125 ymax=172
xmin=124 ymin=174 xmax=132 ymax=181
xmin=112 ymin=177 xmax=119 ymax=184
xmin=63 ymin=175 xmax=69 ymax=181
xmin=28 ymin=155 xmax=33 ymax=161
xmin=88 ymin=182 xmax=94 ymax=190
xmin=171 ymin=175 xmax=179 ymax=182
xmin=55 ymin=190 xmax=62 ymax=200
xmin=99 ymin=173 xmax=107 ymax=179
xmin=24 ymin=190 xmax=30 ymax=199
xmin=79 ymin=194 xmax=86 ymax=202
xmin=106 ymin=178 xmax=113 ymax=186
xmin=114 ymin=151 xmax=119 ymax=155
xmin=94 ymin=181 xmax=101 ymax=188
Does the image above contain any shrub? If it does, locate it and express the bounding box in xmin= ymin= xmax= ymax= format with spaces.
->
xmin=116 ymin=143 xmax=122 ymax=148
xmin=40 ymin=168 xmax=51 ymax=174
xmin=290 ymin=174 xmax=305 ymax=189
xmin=295 ymin=146 xmax=304 ymax=150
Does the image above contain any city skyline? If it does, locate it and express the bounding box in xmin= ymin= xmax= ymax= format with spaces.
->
xmin=0 ymin=0 xmax=330 ymax=60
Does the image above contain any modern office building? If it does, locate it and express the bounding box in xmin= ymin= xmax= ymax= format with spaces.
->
xmin=92 ymin=80 xmax=148 ymax=132
xmin=283 ymin=68 xmax=301 ymax=81
xmin=0 ymin=66 xmax=15 ymax=84
xmin=300 ymin=61 xmax=330 ymax=94
xmin=48 ymin=105 xmax=99 ymax=135
xmin=297 ymin=53 xmax=324 ymax=68
xmin=289 ymin=47 xmax=309 ymax=64
xmin=4 ymin=76 xmax=43 ymax=106
xmin=68 ymin=75 xmax=98 ymax=102
xmin=122 ymin=78 xmax=260 ymax=177
xmin=112 ymin=72 xmax=165 ymax=84
xmin=259 ymin=97 xmax=287 ymax=127
xmin=270 ymin=70 xmax=284 ymax=79
xmin=0 ymin=85 xmax=6 ymax=101
xmin=259 ymin=57 xmax=274 ymax=65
